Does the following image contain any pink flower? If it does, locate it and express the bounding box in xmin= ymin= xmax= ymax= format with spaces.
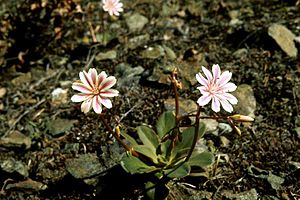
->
xmin=102 ymin=0 xmax=123 ymax=16
xmin=196 ymin=64 xmax=238 ymax=113
xmin=71 ymin=68 xmax=119 ymax=114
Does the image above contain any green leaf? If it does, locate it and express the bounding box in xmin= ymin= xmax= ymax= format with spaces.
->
xmin=137 ymin=125 xmax=159 ymax=151
xmin=120 ymin=131 xmax=138 ymax=146
xmin=197 ymin=122 xmax=206 ymax=138
xmin=188 ymin=152 xmax=214 ymax=168
xmin=156 ymin=111 xmax=176 ymax=138
xmin=133 ymin=145 xmax=158 ymax=164
xmin=120 ymin=154 xmax=157 ymax=174
xmin=164 ymin=162 xmax=191 ymax=178
xmin=171 ymin=123 xmax=206 ymax=161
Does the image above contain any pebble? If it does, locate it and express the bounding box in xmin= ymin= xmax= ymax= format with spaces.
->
xmin=268 ymin=23 xmax=297 ymax=57
xmin=47 ymin=118 xmax=77 ymax=137
xmin=51 ymin=88 xmax=68 ymax=105
xmin=95 ymin=50 xmax=117 ymax=61
xmin=0 ymin=131 xmax=31 ymax=149
xmin=126 ymin=13 xmax=149 ymax=32
xmin=65 ymin=153 xmax=105 ymax=179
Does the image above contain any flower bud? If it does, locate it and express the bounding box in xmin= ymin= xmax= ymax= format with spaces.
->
xmin=231 ymin=114 xmax=254 ymax=122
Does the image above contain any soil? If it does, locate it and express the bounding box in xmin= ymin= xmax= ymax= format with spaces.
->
xmin=0 ymin=0 xmax=300 ymax=199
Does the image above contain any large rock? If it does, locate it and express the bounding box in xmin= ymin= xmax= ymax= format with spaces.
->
xmin=233 ymin=84 xmax=256 ymax=118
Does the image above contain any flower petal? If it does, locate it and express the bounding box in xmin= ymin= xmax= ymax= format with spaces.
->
xmin=71 ymin=94 xmax=88 ymax=102
xmin=72 ymin=82 xmax=93 ymax=94
xmin=212 ymin=64 xmax=221 ymax=80
xmin=221 ymin=82 xmax=237 ymax=92
xmin=98 ymin=71 xmax=107 ymax=85
xmin=222 ymin=93 xmax=238 ymax=105
xmin=219 ymin=99 xmax=233 ymax=113
xmin=81 ymin=99 xmax=92 ymax=113
xmin=217 ymin=71 xmax=232 ymax=86
xmin=197 ymin=94 xmax=212 ymax=106
xmin=100 ymin=98 xmax=112 ymax=109
xmin=100 ymin=76 xmax=117 ymax=90
xmin=100 ymin=89 xmax=119 ymax=97
xmin=88 ymin=68 xmax=98 ymax=86
xmin=211 ymin=97 xmax=220 ymax=112
xmin=79 ymin=71 xmax=93 ymax=90
xmin=202 ymin=66 xmax=213 ymax=82
xmin=197 ymin=86 xmax=208 ymax=94
xmin=196 ymin=73 xmax=208 ymax=86
xmin=92 ymin=96 xmax=102 ymax=114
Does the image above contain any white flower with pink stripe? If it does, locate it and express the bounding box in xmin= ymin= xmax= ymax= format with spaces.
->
xmin=71 ymin=68 xmax=119 ymax=114
xmin=196 ymin=64 xmax=238 ymax=113
xmin=102 ymin=0 xmax=123 ymax=16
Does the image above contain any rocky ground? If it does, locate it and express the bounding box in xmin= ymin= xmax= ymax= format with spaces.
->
xmin=0 ymin=0 xmax=300 ymax=199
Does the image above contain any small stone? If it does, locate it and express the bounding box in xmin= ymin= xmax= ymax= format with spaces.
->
xmin=126 ymin=13 xmax=149 ymax=32
xmin=268 ymin=23 xmax=297 ymax=57
xmin=233 ymin=84 xmax=256 ymax=118
xmin=220 ymin=136 xmax=230 ymax=147
xmin=163 ymin=45 xmax=177 ymax=60
xmin=141 ymin=46 xmax=165 ymax=59
xmin=201 ymin=118 xmax=218 ymax=133
xmin=218 ymin=123 xmax=233 ymax=134
xmin=233 ymin=48 xmax=248 ymax=58
xmin=0 ymin=131 xmax=31 ymax=149
xmin=128 ymin=34 xmax=150 ymax=49
xmin=11 ymin=72 xmax=32 ymax=86
xmin=95 ymin=50 xmax=117 ymax=61
xmin=115 ymin=63 xmax=144 ymax=88
xmin=51 ymin=88 xmax=68 ymax=105
xmin=267 ymin=173 xmax=284 ymax=190
xmin=220 ymin=189 xmax=258 ymax=200
xmin=47 ymin=118 xmax=76 ymax=137
xmin=65 ymin=153 xmax=105 ymax=179
xmin=5 ymin=179 xmax=47 ymax=191
xmin=0 ymin=87 xmax=6 ymax=98
xmin=0 ymin=158 xmax=29 ymax=177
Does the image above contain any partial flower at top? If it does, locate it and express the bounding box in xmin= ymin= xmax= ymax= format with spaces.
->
xmin=196 ymin=64 xmax=238 ymax=113
xmin=71 ymin=68 xmax=119 ymax=114
xmin=102 ymin=0 xmax=123 ymax=16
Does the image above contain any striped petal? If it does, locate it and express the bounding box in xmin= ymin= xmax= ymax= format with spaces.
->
xmin=197 ymin=86 xmax=208 ymax=94
xmin=100 ymin=89 xmax=119 ymax=97
xmin=100 ymin=76 xmax=117 ymax=90
xmin=79 ymin=71 xmax=93 ymax=90
xmin=98 ymin=71 xmax=107 ymax=85
xmin=222 ymin=93 xmax=238 ymax=104
xmin=217 ymin=71 xmax=232 ymax=86
xmin=202 ymin=66 xmax=213 ymax=82
xmin=212 ymin=64 xmax=221 ymax=80
xmin=71 ymin=94 xmax=89 ymax=102
xmin=211 ymin=97 xmax=220 ymax=112
xmin=219 ymin=99 xmax=233 ymax=113
xmin=92 ymin=96 xmax=102 ymax=114
xmin=197 ymin=94 xmax=212 ymax=106
xmin=72 ymin=82 xmax=93 ymax=94
xmin=81 ymin=99 xmax=92 ymax=113
xmin=196 ymin=73 xmax=208 ymax=86
xmin=221 ymin=82 xmax=237 ymax=92
xmin=100 ymin=98 xmax=112 ymax=109
xmin=88 ymin=68 xmax=98 ymax=86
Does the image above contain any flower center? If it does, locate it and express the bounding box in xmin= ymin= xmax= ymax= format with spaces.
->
xmin=208 ymin=81 xmax=219 ymax=94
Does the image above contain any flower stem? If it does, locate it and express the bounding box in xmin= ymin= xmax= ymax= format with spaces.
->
xmin=185 ymin=105 xmax=201 ymax=162
xmin=99 ymin=114 xmax=139 ymax=157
